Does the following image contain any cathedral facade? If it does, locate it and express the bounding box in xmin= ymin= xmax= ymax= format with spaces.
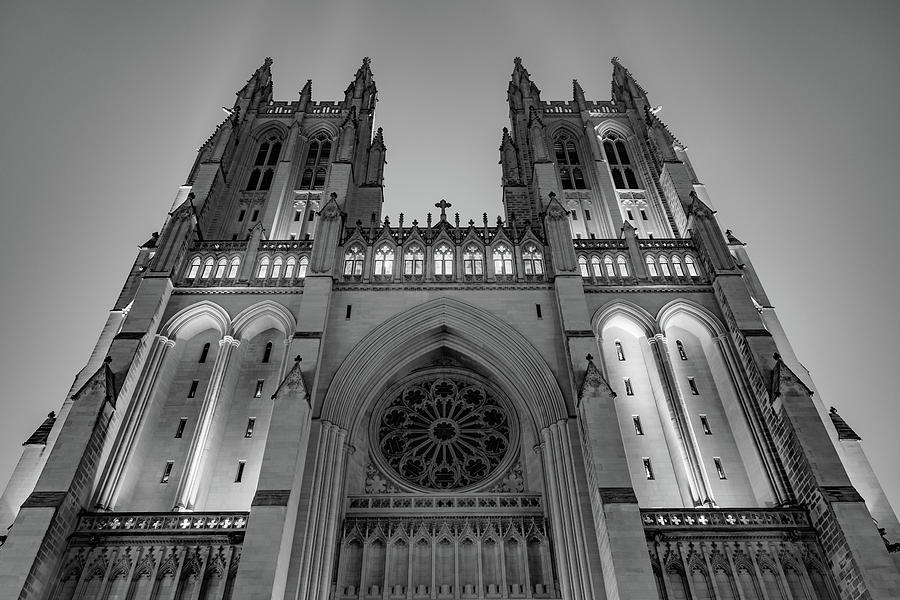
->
xmin=0 ymin=57 xmax=898 ymax=600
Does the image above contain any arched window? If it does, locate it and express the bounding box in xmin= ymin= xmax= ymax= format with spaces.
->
xmin=604 ymin=255 xmax=615 ymax=277
xmin=523 ymin=245 xmax=543 ymax=275
xmin=602 ymin=134 xmax=642 ymax=190
xmin=463 ymin=245 xmax=484 ymax=276
xmin=615 ymin=341 xmax=625 ymax=361
xmin=213 ymin=258 xmax=227 ymax=279
xmin=434 ymin=244 xmax=453 ymax=276
xmin=554 ymin=133 xmax=588 ymax=190
xmin=227 ymin=257 xmax=240 ymax=279
xmin=298 ymin=256 xmax=309 ymax=278
xmin=262 ymin=341 xmax=272 ymax=363
xmin=685 ymin=255 xmax=698 ymax=277
xmin=257 ymin=257 xmax=270 ymax=279
xmin=343 ymin=246 xmax=364 ymax=276
xmin=492 ymin=244 xmax=513 ymax=275
xmin=271 ymin=257 xmax=283 ymax=279
xmin=200 ymin=258 xmax=214 ymax=279
xmin=404 ymin=245 xmax=424 ymax=276
xmin=591 ymin=256 xmax=602 ymax=277
xmin=299 ymin=134 xmax=333 ymax=190
xmin=677 ymin=340 xmax=688 ymax=360
xmin=186 ymin=257 xmax=201 ymax=279
xmin=617 ymin=255 xmax=629 ymax=276
xmin=284 ymin=257 xmax=296 ymax=279
xmin=672 ymin=255 xmax=684 ymax=276
xmin=659 ymin=255 xmax=671 ymax=276
xmin=246 ymin=136 xmax=281 ymax=191
xmin=199 ymin=342 xmax=210 ymax=364
xmin=578 ymin=255 xmax=589 ymax=277
xmin=374 ymin=245 xmax=394 ymax=276
xmin=646 ymin=256 xmax=658 ymax=277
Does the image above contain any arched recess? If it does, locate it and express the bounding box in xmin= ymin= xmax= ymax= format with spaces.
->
xmin=231 ymin=300 xmax=296 ymax=342
xmin=591 ymin=300 xmax=690 ymax=507
xmin=656 ymin=300 xmax=777 ymax=507
xmin=249 ymin=121 xmax=290 ymax=145
xmin=160 ymin=300 xmax=231 ymax=342
xmin=321 ymin=297 xmax=567 ymax=432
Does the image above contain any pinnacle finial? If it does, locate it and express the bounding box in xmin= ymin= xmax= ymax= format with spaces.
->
xmin=104 ymin=356 xmax=112 ymax=364
xmin=586 ymin=353 xmax=594 ymax=362
xmin=773 ymin=352 xmax=782 ymax=361
xmin=294 ymin=355 xmax=302 ymax=363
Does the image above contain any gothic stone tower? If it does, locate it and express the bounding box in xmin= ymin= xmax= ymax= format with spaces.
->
xmin=0 ymin=57 xmax=898 ymax=600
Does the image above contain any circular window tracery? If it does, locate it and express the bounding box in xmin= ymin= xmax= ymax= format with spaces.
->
xmin=374 ymin=372 xmax=515 ymax=491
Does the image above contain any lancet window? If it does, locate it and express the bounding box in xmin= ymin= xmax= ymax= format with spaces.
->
xmin=246 ymin=136 xmax=281 ymax=191
xmin=463 ymin=245 xmax=484 ymax=276
xmin=617 ymin=255 xmax=629 ymax=276
xmin=492 ymin=244 xmax=513 ymax=276
xmin=403 ymin=245 xmax=424 ymax=276
xmin=227 ymin=257 xmax=240 ymax=279
xmin=434 ymin=244 xmax=453 ymax=276
xmin=213 ymin=258 xmax=227 ymax=279
xmin=298 ymin=256 xmax=309 ymax=278
xmin=522 ymin=245 xmax=543 ymax=275
xmin=200 ymin=258 xmax=214 ymax=279
xmin=186 ymin=257 xmax=201 ymax=279
xmin=374 ymin=245 xmax=394 ymax=276
xmin=299 ymin=133 xmax=332 ymax=190
xmin=554 ymin=133 xmax=588 ymax=190
xmin=343 ymin=246 xmax=365 ymax=277
xmin=602 ymin=133 xmax=641 ymax=190
xmin=685 ymin=255 xmax=699 ymax=277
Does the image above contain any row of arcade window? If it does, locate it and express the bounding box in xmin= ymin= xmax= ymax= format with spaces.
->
xmin=245 ymin=133 xmax=333 ymax=192
xmin=552 ymin=132 xmax=642 ymax=190
xmin=344 ymin=244 xmax=545 ymax=277
xmin=256 ymin=256 xmax=309 ymax=279
xmin=186 ymin=256 xmax=241 ymax=280
xmin=577 ymin=254 xmax=698 ymax=278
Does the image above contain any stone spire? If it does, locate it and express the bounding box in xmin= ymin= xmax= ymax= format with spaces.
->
xmin=236 ymin=57 xmax=274 ymax=108
xmin=23 ymin=412 xmax=57 ymax=446
xmin=365 ymin=127 xmax=387 ymax=185
xmin=499 ymin=127 xmax=521 ymax=185
xmin=299 ymin=78 xmax=312 ymax=112
xmin=829 ymin=407 xmax=862 ymax=441
xmin=572 ymin=79 xmax=587 ymax=111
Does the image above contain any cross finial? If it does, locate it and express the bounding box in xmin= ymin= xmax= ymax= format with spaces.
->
xmin=435 ymin=199 xmax=452 ymax=221
xmin=294 ymin=355 xmax=302 ymax=363
xmin=586 ymin=353 xmax=594 ymax=362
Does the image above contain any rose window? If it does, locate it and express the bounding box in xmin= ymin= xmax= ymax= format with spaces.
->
xmin=375 ymin=374 xmax=513 ymax=490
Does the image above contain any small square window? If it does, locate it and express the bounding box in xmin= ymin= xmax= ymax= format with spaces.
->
xmin=640 ymin=209 xmax=648 ymax=221
xmin=714 ymin=457 xmax=727 ymax=480
xmin=245 ymin=418 xmax=256 ymax=438
xmin=571 ymin=211 xmax=578 ymax=221
xmin=624 ymin=377 xmax=634 ymax=396
xmin=633 ymin=416 xmax=644 ymax=435
xmin=308 ymin=212 xmax=315 ymax=222
xmin=174 ymin=418 xmax=187 ymax=439
xmin=254 ymin=380 xmax=264 ymax=398
xmin=700 ymin=415 xmax=712 ymax=435
xmin=642 ymin=457 xmax=654 ymax=480
xmin=235 ymin=460 xmax=246 ymax=483
xmin=289 ymin=233 xmax=296 ymax=240
xmin=626 ymin=209 xmax=634 ymax=220
xmin=188 ymin=380 xmax=199 ymax=398
xmin=161 ymin=461 xmax=174 ymax=483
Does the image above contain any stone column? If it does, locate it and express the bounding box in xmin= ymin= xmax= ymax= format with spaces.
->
xmin=294 ymin=421 xmax=349 ymax=600
xmin=647 ymin=334 xmax=713 ymax=506
xmin=94 ymin=334 xmax=176 ymax=510
xmin=539 ymin=421 xmax=595 ymax=600
xmin=172 ymin=335 xmax=240 ymax=510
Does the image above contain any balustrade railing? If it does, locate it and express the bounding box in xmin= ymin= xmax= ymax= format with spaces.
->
xmin=346 ymin=494 xmax=542 ymax=515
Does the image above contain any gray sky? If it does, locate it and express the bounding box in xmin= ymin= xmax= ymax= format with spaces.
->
xmin=1 ymin=0 xmax=898 ymax=514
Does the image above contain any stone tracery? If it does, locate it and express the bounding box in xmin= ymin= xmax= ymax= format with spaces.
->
xmin=375 ymin=372 xmax=514 ymax=491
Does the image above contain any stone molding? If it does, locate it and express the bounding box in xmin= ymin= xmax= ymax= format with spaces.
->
xmin=251 ymin=490 xmax=291 ymax=507
xmin=597 ymin=487 xmax=638 ymax=504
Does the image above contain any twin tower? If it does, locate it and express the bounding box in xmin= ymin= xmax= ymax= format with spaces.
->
xmin=0 ymin=57 xmax=898 ymax=600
